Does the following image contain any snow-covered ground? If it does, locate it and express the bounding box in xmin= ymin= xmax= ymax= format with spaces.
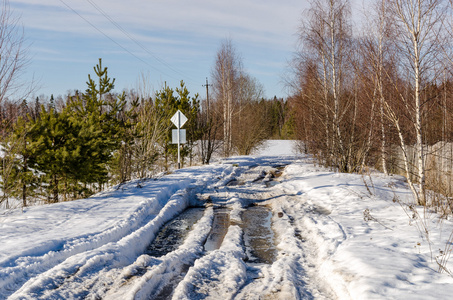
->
xmin=1 ymin=140 xmax=453 ymax=299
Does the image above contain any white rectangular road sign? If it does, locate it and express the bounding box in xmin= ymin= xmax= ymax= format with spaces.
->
xmin=171 ymin=110 xmax=188 ymax=129
xmin=172 ymin=129 xmax=186 ymax=144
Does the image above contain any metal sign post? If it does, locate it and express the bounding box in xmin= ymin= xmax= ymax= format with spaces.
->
xmin=171 ymin=110 xmax=188 ymax=169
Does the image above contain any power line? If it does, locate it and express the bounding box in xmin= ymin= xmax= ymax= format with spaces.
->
xmin=58 ymin=0 xmax=196 ymax=84
xmin=85 ymin=0 xmax=197 ymax=84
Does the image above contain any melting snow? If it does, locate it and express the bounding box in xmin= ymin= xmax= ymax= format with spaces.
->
xmin=1 ymin=140 xmax=453 ymax=299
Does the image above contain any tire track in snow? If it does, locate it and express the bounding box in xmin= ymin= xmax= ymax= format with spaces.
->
xmin=6 ymin=165 xmax=236 ymax=299
xmin=8 ymin=185 xmax=198 ymax=299
xmin=103 ymin=206 xmax=215 ymax=300
xmin=4 ymin=164 xmax=237 ymax=300
xmin=170 ymin=165 xmax=287 ymax=300
xmin=93 ymin=165 xmax=246 ymax=299
xmin=234 ymin=192 xmax=311 ymax=299
xmin=274 ymin=194 xmax=340 ymax=299
xmin=5 ymin=160 xmax=315 ymax=299
xmin=172 ymin=225 xmax=248 ymax=300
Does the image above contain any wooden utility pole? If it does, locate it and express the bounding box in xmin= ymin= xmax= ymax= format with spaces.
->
xmin=203 ymin=77 xmax=212 ymax=117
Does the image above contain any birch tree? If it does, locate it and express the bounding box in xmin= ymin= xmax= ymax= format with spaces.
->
xmin=360 ymin=0 xmax=396 ymax=174
xmin=388 ymin=0 xmax=445 ymax=205
xmin=298 ymin=0 xmax=354 ymax=171
xmin=212 ymin=39 xmax=242 ymax=157
xmin=233 ymin=74 xmax=267 ymax=155
xmin=199 ymin=91 xmax=222 ymax=165
xmin=0 ymin=0 xmax=32 ymax=105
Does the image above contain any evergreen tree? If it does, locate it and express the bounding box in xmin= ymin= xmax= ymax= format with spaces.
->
xmin=26 ymin=106 xmax=77 ymax=202
xmin=0 ymin=116 xmax=38 ymax=207
xmin=48 ymin=94 xmax=55 ymax=111
xmin=21 ymin=59 xmax=128 ymax=201
xmin=110 ymin=94 xmax=140 ymax=184
xmin=1 ymin=62 xmax=201 ymax=205
xmin=9 ymin=117 xmax=39 ymax=206
xmin=67 ymin=58 xmax=125 ymax=188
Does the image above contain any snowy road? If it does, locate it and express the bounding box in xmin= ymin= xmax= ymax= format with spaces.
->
xmin=2 ymin=142 xmax=453 ymax=299
xmin=0 ymin=154 xmax=337 ymax=300
xmin=107 ymin=158 xmax=336 ymax=300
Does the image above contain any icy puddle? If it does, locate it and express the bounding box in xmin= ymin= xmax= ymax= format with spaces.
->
xmin=204 ymin=207 xmax=230 ymax=252
xmin=146 ymin=207 xmax=205 ymax=257
xmin=242 ymin=205 xmax=277 ymax=264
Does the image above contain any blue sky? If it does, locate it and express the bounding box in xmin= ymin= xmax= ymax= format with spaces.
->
xmin=11 ymin=0 xmax=363 ymax=100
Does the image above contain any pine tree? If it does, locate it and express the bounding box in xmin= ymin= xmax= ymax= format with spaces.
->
xmin=67 ymin=58 xmax=124 ymax=189
xmin=8 ymin=117 xmax=39 ymax=206
xmin=26 ymin=106 xmax=76 ymax=202
xmin=21 ymin=59 xmax=127 ymax=201
xmin=110 ymin=94 xmax=140 ymax=184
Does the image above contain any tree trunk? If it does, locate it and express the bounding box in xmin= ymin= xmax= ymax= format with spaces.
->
xmin=53 ymin=174 xmax=58 ymax=203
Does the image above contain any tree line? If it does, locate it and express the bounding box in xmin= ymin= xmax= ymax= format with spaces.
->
xmin=0 ymin=0 xmax=293 ymax=209
xmin=0 ymin=52 xmax=292 ymax=208
xmin=288 ymin=0 xmax=453 ymax=207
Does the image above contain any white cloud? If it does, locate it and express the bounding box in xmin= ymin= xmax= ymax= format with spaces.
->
xmin=13 ymin=0 xmax=306 ymax=48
